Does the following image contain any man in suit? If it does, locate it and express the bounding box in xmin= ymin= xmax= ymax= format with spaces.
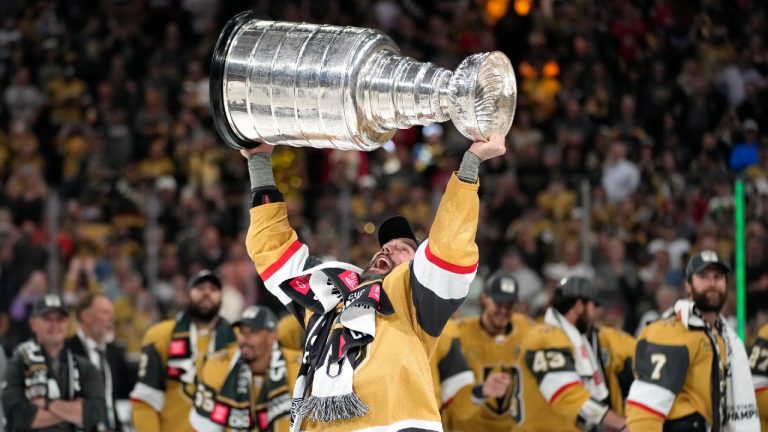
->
xmin=66 ymin=293 xmax=134 ymax=431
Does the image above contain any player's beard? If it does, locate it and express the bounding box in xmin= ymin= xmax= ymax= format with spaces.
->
xmin=188 ymin=301 xmax=221 ymax=322
xmin=359 ymin=268 xmax=391 ymax=283
xmin=360 ymin=254 xmax=394 ymax=282
xmin=575 ymin=309 xmax=591 ymax=334
xmin=692 ymin=288 xmax=726 ymax=312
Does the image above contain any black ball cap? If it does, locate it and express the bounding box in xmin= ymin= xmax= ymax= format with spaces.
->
xmin=32 ymin=294 xmax=68 ymax=317
xmin=188 ymin=269 xmax=223 ymax=290
xmin=485 ymin=273 xmax=519 ymax=304
xmin=234 ymin=306 xmax=277 ymax=331
xmin=685 ymin=250 xmax=731 ymax=279
xmin=377 ymin=215 xmax=420 ymax=248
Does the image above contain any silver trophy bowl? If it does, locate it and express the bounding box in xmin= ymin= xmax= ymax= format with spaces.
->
xmin=211 ymin=12 xmax=517 ymax=151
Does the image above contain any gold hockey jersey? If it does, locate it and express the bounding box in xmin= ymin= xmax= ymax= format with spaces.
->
xmin=750 ymin=323 xmax=768 ymax=431
xmin=626 ymin=315 xmax=727 ymax=431
xmin=516 ymin=323 xmax=595 ymax=432
xmin=445 ymin=313 xmax=533 ymax=432
xmin=130 ymin=317 xmax=235 ymax=432
xmin=246 ymin=173 xmax=480 ymax=432
xmin=593 ymin=325 xmax=635 ymax=415
xmin=189 ymin=342 xmax=301 ymax=432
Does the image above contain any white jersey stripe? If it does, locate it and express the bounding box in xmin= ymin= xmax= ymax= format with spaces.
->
xmin=189 ymin=408 xmax=225 ymax=432
xmin=412 ymin=240 xmax=477 ymax=300
xmin=129 ymin=382 xmax=166 ymax=412
xmin=539 ymin=370 xmax=581 ymax=402
xmin=441 ymin=370 xmax=475 ymax=403
xmin=627 ymin=380 xmax=676 ymax=417
xmin=261 ymin=241 xmax=310 ymax=306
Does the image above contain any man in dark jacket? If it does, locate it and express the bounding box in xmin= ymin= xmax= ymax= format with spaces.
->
xmin=2 ymin=294 xmax=107 ymax=431
xmin=66 ymin=293 xmax=134 ymax=431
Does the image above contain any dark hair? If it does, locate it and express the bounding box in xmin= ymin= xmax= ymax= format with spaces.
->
xmin=76 ymin=292 xmax=108 ymax=321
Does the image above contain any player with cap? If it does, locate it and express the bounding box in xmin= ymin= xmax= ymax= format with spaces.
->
xmin=516 ymin=276 xmax=626 ymax=431
xmin=241 ymin=134 xmax=506 ymax=431
xmin=444 ymin=273 xmax=533 ymax=431
xmin=190 ymin=305 xmax=300 ymax=432
xmin=2 ymin=294 xmax=108 ymax=431
xmin=627 ymin=250 xmax=760 ymax=431
xmin=130 ymin=270 xmax=236 ymax=432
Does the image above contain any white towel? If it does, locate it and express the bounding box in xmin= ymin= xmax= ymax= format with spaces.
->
xmin=672 ymin=300 xmax=759 ymax=431
xmin=544 ymin=307 xmax=609 ymax=402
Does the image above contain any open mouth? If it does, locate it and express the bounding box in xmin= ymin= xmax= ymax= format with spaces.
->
xmin=373 ymin=254 xmax=394 ymax=272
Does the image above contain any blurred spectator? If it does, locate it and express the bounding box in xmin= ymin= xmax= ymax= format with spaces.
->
xmin=717 ymin=48 xmax=764 ymax=108
xmin=601 ymin=140 xmax=640 ymax=204
xmin=493 ymin=246 xmax=545 ymax=313
xmin=593 ymin=234 xmax=642 ymax=331
xmin=113 ymin=271 xmax=157 ymax=356
xmin=542 ymin=238 xmax=595 ymax=283
xmin=634 ymin=284 xmax=680 ymax=336
xmin=730 ymin=118 xmax=761 ymax=172
xmin=2 ymin=67 xmax=46 ymax=127
xmin=8 ymin=270 xmax=47 ymax=347
xmin=646 ymin=216 xmax=691 ymax=271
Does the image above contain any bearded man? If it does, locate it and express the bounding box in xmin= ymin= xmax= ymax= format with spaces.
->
xmin=130 ymin=270 xmax=236 ymax=432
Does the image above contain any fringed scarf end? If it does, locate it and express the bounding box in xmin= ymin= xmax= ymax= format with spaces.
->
xmin=298 ymin=393 xmax=369 ymax=422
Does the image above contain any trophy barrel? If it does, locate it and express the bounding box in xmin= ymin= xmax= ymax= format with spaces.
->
xmin=211 ymin=12 xmax=517 ymax=151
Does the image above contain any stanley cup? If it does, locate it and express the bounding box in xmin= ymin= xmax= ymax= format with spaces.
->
xmin=211 ymin=12 xmax=517 ymax=151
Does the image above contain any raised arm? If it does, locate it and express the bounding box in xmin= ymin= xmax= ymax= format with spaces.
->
xmin=409 ymin=133 xmax=506 ymax=338
xmin=242 ymin=145 xmax=321 ymax=324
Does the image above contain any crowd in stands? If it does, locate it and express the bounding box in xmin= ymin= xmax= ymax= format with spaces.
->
xmin=0 ymin=0 xmax=767 ymax=359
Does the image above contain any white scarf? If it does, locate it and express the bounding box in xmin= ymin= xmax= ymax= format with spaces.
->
xmin=671 ymin=300 xmax=759 ymax=432
xmin=279 ymin=261 xmax=395 ymax=431
xmin=544 ymin=307 xmax=609 ymax=402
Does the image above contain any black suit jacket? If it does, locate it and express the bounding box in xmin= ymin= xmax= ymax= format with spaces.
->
xmin=66 ymin=335 xmax=136 ymax=430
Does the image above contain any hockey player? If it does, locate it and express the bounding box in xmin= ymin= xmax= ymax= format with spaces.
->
xmin=130 ymin=270 xmax=236 ymax=432
xmin=516 ymin=276 xmax=626 ymax=431
xmin=627 ymin=250 xmax=759 ymax=431
xmin=448 ymin=273 xmax=533 ymax=431
xmin=240 ymin=134 xmax=506 ymax=431
xmin=189 ymin=306 xmax=299 ymax=432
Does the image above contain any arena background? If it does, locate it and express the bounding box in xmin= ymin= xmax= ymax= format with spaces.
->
xmin=0 ymin=0 xmax=766 ymax=428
